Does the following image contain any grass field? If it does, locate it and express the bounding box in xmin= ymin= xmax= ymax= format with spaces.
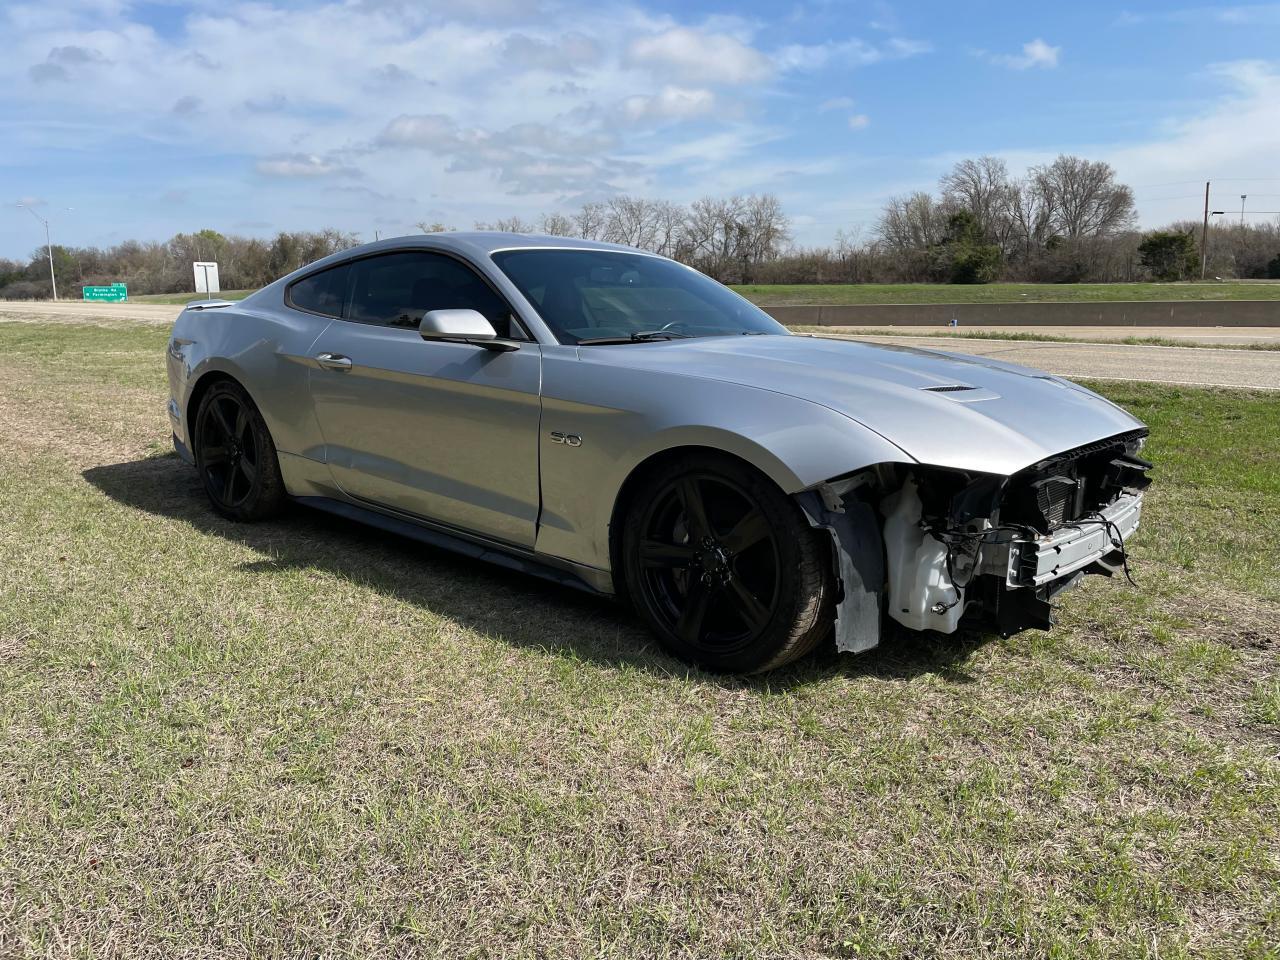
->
xmin=129 ymin=281 xmax=1280 ymax=308
xmin=1 ymin=320 xmax=1278 ymax=957
xmin=734 ymin=282 xmax=1280 ymax=306
xmin=795 ymin=327 xmax=1280 ymax=351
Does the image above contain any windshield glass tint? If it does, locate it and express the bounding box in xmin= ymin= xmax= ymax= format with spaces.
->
xmin=490 ymin=249 xmax=787 ymax=344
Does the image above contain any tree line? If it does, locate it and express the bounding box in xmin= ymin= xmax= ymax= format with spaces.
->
xmin=0 ymin=228 xmax=361 ymax=301
xmin=4 ymin=155 xmax=1279 ymax=299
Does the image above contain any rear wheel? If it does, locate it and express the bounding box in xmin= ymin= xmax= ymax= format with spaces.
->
xmin=193 ymin=379 xmax=285 ymax=521
xmin=622 ymin=453 xmax=834 ymax=673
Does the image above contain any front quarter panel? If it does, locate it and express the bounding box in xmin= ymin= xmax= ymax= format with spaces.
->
xmin=534 ymin=345 xmax=914 ymax=572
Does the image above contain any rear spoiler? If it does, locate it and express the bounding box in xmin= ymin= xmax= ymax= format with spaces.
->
xmin=184 ymin=299 xmax=237 ymax=310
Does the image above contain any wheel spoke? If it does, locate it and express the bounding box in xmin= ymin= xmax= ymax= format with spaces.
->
xmin=209 ymin=399 xmax=235 ymax=439
xmin=676 ymin=579 xmax=716 ymax=644
xmin=201 ymin=444 xmax=229 ymax=464
xmin=638 ymin=539 xmax=696 ymax=569
xmin=726 ymin=575 xmax=771 ymax=634
xmin=238 ymin=455 xmax=257 ymax=486
xmin=234 ymin=406 xmax=249 ymax=444
xmin=221 ymin=465 xmax=237 ymax=503
xmin=676 ymin=478 xmax=712 ymax=541
xmin=722 ymin=507 xmax=770 ymax=555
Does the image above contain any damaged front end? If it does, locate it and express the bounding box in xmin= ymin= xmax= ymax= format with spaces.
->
xmin=801 ymin=430 xmax=1152 ymax=652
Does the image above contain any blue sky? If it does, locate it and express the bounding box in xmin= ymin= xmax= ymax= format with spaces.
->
xmin=3 ymin=0 xmax=1280 ymax=259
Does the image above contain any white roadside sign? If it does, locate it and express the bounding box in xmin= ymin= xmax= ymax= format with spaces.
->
xmin=193 ymin=261 xmax=220 ymax=295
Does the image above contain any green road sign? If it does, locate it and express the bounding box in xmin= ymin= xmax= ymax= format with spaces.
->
xmin=83 ymin=284 xmax=128 ymax=302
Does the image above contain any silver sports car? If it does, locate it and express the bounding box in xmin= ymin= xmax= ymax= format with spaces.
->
xmin=166 ymin=233 xmax=1150 ymax=673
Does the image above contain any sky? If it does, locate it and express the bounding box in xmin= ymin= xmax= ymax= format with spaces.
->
xmin=2 ymin=0 xmax=1280 ymax=259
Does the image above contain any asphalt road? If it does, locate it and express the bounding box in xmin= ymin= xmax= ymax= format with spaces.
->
xmin=3 ymin=300 xmax=1277 ymax=390
xmin=827 ymin=334 xmax=1280 ymax=391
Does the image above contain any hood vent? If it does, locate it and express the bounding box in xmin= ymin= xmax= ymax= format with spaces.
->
xmin=921 ymin=384 xmax=978 ymax=393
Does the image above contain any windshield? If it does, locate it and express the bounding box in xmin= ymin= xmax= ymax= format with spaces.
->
xmin=490 ymin=249 xmax=788 ymax=344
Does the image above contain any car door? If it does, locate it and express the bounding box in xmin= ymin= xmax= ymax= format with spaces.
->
xmin=305 ymin=250 xmax=542 ymax=548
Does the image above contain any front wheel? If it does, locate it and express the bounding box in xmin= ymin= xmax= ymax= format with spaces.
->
xmin=193 ymin=379 xmax=286 ymax=521
xmin=622 ymin=453 xmax=834 ymax=674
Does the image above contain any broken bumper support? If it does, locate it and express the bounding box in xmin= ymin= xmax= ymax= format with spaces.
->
xmin=1004 ymin=493 xmax=1143 ymax=588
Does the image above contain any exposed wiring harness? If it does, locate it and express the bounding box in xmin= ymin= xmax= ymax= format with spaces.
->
xmin=926 ymin=511 xmax=1139 ymax=615
xmin=926 ymin=523 xmax=1040 ymax=613
xmin=1063 ymin=512 xmax=1140 ymax=587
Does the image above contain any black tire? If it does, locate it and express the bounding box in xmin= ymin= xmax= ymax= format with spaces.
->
xmin=193 ymin=379 xmax=286 ymax=521
xmin=622 ymin=452 xmax=834 ymax=674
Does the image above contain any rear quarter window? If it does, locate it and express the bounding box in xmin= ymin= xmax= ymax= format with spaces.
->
xmin=287 ymin=263 xmax=350 ymax=318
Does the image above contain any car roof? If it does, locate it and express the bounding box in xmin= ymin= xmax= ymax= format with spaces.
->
xmin=329 ymin=231 xmax=643 ymax=263
xmin=244 ymin=232 xmax=661 ymax=310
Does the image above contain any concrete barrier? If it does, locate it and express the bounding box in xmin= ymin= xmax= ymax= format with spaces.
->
xmin=763 ymin=300 xmax=1280 ymax=328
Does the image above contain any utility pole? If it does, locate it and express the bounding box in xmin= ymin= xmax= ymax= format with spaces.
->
xmin=1200 ymin=181 xmax=1210 ymax=281
xmin=16 ymin=203 xmax=59 ymax=300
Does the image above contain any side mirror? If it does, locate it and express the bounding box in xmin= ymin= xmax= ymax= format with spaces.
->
xmin=418 ymin=309 xmax=517 ymax=352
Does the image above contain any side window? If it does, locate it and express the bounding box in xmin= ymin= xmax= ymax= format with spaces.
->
xmin=287 ymin=263 xmax=349 ymax=318
xmin=345 ymin=251 xmax=521 ymax=338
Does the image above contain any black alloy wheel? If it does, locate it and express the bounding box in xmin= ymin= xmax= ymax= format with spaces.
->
xmin=193 ymin=380 xmax=285 ymax=521
xmin=623 ymin=453 xmax=834 ymax=674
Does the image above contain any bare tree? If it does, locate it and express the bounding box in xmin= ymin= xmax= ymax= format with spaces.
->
xmin=1030 ymin=155 xmax=1136 ymax=239
xmin=685 ymin=195 xmax=747 ymax=280
xmin=940 ymin=156 xmax=1017 ymax=254
xmin=4 ymin=163 xmax=1185 ymax=299
xmin=875 ymin=192 xmax=948 ymax=251
xmin=737 ymin=194 xmax=791 ymax=282
xmin=1006 ymin=177 xmax=1056 ymax=264
xmin=474 ymin=216 xmax=534 ymax=233
xmin=650 ymin=200 xmax=689 ymax=258
xmin=574 ymin=202 xmax=608 ymax=240
xmin=415 ymin=221 xmax=455 ymax=233
xmin=538 ymin=213 xmax=576 ymax=237
xmin=602 ymin=196 xmax=660 ymax=250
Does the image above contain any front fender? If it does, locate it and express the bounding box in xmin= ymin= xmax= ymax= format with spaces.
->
xmin=533 ymin=348 xmax=915 ymax=574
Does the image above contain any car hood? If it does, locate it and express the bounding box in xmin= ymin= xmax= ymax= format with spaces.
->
xmin=585 ymin=334 xmax=1145 ymax=476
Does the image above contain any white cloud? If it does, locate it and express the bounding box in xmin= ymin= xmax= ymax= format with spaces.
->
xmin=375 ymin=113 xmax=630 ymax=194
xmin=847 ymin=114 xmax=870 ymax=129
xmin=0 ymin=0 xmax=928 ymax=250
xmin=819 ymin=96 xmax=855 ymax=112
xmin=1218 ymin=4 xmax=1280 ymax=23
xmin=499 ymin=32 xmax=601 ymax=73
xmin=626 ymin=27 xmax=774 ymax=85
xmin=622 ymin=86 xmax=717 ymax=122
xmin=255 ymin=154 xmax=358 ymax=178
xmin=1116 ymin=5 xmax=1280 ymax=26
xmin=1107 ymin=60 xmax=1280 ymax=220
xmin=379 ymin=114 xmax=465 ymax=150
xmin=775 ymin=36 xmax=930 ymax=71
xmin=983 ymin=38 xmax=1061 ymax=70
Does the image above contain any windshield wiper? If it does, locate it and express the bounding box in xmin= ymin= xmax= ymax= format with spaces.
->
xmin=577 ymin=330 xmax=694 ymax=345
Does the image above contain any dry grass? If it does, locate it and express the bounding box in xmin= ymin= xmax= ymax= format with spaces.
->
xmin=1 ymin=320 xmax=1277 ymax=958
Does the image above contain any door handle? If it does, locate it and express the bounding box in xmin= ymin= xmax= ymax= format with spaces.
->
xmin=315 ymin=352 xmax=352 ymax=371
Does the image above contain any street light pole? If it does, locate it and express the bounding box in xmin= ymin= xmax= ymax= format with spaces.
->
xmin=1200 ymin=181 xmax=1210 ymax=281
xmin=16 ymin=203 xmax=58 ymax=301
xmin=1203 ymin=210 xmax=1225 ymax=279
